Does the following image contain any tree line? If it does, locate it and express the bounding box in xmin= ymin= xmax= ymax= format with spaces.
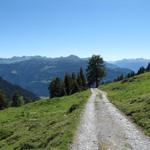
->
xmin=0 ymin=55 xmax=106 ymax=109
xmin=48 ymin=68 xmax=87 ymax=98
xmin=0 ymin=91 xmax=25 ymax=110
xmin=49 ymin=55 xmax=105 ymax=98
xmin=114 ymin=63 xmax=150 ymax=82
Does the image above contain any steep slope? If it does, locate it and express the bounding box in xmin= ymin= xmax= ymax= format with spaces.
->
xmin=0 ymin=55 xmax=131 ymax=96
xmin=111 ymin=58 xmax=150 ymax=72
xmin=0 ymin=90 xmax=90 ymax=150
xmin=101 ymin=72 xmax=150 ymax=136
xmin=0 ymin=77 xmax=38 ymax=103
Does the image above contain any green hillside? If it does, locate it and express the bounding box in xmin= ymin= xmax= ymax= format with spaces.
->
xmin=0 ymin=90 xmax=90 ymax=150
xmin=0 ymin=77 xmax=38 ymax=104
xmin=101 ymin=72 xmax=150 ymax=136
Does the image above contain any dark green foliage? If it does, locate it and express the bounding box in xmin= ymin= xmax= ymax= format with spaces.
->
xmin=146 ymin=63 xmax=150 ymax=71
xmin=64 ymin=74 xmax=73 ymax=95
xmin=115 ymin=74 xmax=124 ymax=81
xmin=49 ymin=78 xmax=63 ymax=98
xmin=0 ymin=129 xmax=13 ymax=140
xmin=0 ymin=76 xmax=39 ymax=110
xmin=71 ymin=73 xmax=80 ymax=94
xmin=0 ymin=56 xmax=132 ymax=96
xmin=79 ymin=67 xmax=87 ymax=89
xmin=19 ymin=143 xmax=35 ymax=150
xmin=113 ymin=64 xmax=149 ymax=83
xmin=77 ymin=74 xmax=82 ymax=87
xmin=60 ymin=82 xmax=66 ymax=96
xmin=114 ymin=71 xmax=136 ymax=82
xmin=67 ymin=104 xmax=79 ymax=114
xmin=137 ymin=66 xmax=146 ymax=75
xmin=126 ymin=71 xmax=135 ymax=78
xmin=48 ymin=68 xmax=87 ymax=98
xmin=113 ymin=63 xmax=150 ymax=83
xmin=0 ymin=91 xmax=6 ymax=110
xmin=11 ymin=92 xmax=24 ymax=107
xmin=86 ymin=55 xmax=105 ymax=87
xmin=0 ymin=77 xmax=38 ymax=105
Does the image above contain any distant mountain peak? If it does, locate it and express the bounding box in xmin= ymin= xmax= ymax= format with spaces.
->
xmin=66 ymin=55 xmax=80 ymax=59
xmin=111 ymin=58 xmax=150 ymax=72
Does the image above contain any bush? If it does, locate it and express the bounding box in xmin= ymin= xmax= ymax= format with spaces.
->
xmin=67 ymin=104 xmax=79 ymax=114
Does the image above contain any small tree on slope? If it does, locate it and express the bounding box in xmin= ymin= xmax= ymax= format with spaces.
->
xmin=49 ymin=77 xmax=62 ymax=98
xmin=0 ymin=91 xmax=6 ymax=110
xmin=86 ymin=55 xmax=105 ymax=88
xmin=11 ymin=92 xmax=24 ymax=107
xmin=79 ymin=67 xmax=87 ymax=89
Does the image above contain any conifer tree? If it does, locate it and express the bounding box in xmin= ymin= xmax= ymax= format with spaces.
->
xmin=0 ymin=91 xmax=6 ymax=110
xmin=64 ymin=74 xmax=72 ymax=95
xmin=79 ymin=67 xmax=87 ymax=89
xmin=126 ymin=71 xmax=135 ymax=78
xmin=60 ymin=81 xmax=66 ymax=96
xmin=86 ymin=55 xmax=105 ymax=87
xmin=130 ymin=71 xmax=135 ymax=77
xmin=71 ymin=73 xmax=80 ymax=94
xmin=48 ymin=69 xmax=89 ymax=98
xmin=49 ymin=77 xmax=62 ymax=98
xmin=146 ymin=63 xmax=150 ymax=72
xmin=137 ymin=66 xmax=145 ymax=75
xmin=11 ymin=92 xmax=24 ymax=107
xmin=77 ymin=74 xmax=82 ymax=87
xmin=116 ymin=74 xmax=124 ymax=81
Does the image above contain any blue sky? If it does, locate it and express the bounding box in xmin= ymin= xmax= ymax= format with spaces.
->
xmin=0 ymin=0 xmax=150 ymax=60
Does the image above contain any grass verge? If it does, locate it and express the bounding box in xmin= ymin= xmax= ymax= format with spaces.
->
xmin=0 ymin=90 xmax=90 ymax=150
xmin=101 ymin=72 xmax=150 ymax=136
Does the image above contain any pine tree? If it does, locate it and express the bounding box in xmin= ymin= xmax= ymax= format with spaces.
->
xmin=71 ymin=73 xmax=77 ymax=81
xmin=86 ymin=55 xmax=105 ymax=87
xmin=77 ymin=74 xmax=82 ymax=87
xmin=60 ymin=81 xmax=66 ymax=96
xmin=0 ymin=91 xmax=6 ymax=110
xmin=11 ymin=92 xmax=24 ymax=107
xmin=126 ymin=71 xmax=135 ymax=78
xmin=71 ymin=73 xmax=80 ymax=94
xmin=49 ymin=77 xmax=62 ymax=98
xmin=48 ymin=69 xmax=89 ymax=98
xmin=137 ymin=66 xmax=145 ymax=75
xmin=79 ymin=67 xmax=87 ymax=89
xmin=64 ymin=74 xmax=73 ymax=95
xmin=130 ymin=71 xmax=135 ymax=77
xmin=146 ymin=63 xmax=150 ymax=72
xmin=116 ymin=74 xmax=124 ymax=81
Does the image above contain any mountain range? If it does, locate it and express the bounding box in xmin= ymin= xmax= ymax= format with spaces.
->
xmin=110 ymin=58 xmax=150 ymax=72
xmin=0 ymin=76 xmax=38 ymax=103
xmin=0 ymin=55 xmax=132 ymax=96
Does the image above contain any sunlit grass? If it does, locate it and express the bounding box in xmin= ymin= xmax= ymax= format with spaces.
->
xmin=0 ymin=90 xmax=90 ymax=150
xmin=101 ymin=72 xmax=150 ymax=136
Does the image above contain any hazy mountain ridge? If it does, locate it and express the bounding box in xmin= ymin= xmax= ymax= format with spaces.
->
xmin=0 ymin=76 xmax=38 ymax=102
xmin=110 ymin=58 xmax=150 ymax=72
xmin=0 ymin=55 xmax=132 ymax=96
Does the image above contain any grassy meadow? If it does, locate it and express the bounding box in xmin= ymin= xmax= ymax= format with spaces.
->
xmin=101 ymin=72 xmax=150 ymax=136
xmin=0 ymin=90 xmax=90 ymax=150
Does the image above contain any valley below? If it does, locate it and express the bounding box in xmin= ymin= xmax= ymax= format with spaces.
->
xmin=0 ymin=56 xmax=132 ymax=96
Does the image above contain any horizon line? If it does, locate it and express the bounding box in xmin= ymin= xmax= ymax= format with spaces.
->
xmin=0 ymin=55 xmax=150 ymax=62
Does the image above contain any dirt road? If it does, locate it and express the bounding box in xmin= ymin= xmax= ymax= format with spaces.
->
xmin=71 ymin=88 xmax=150 ymax=150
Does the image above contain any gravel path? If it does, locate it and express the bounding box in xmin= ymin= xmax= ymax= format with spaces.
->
xmin=71 ymin=88 xmax=150 ymax=150
xmin=71 ymin=88 xmax=99 ymax=150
